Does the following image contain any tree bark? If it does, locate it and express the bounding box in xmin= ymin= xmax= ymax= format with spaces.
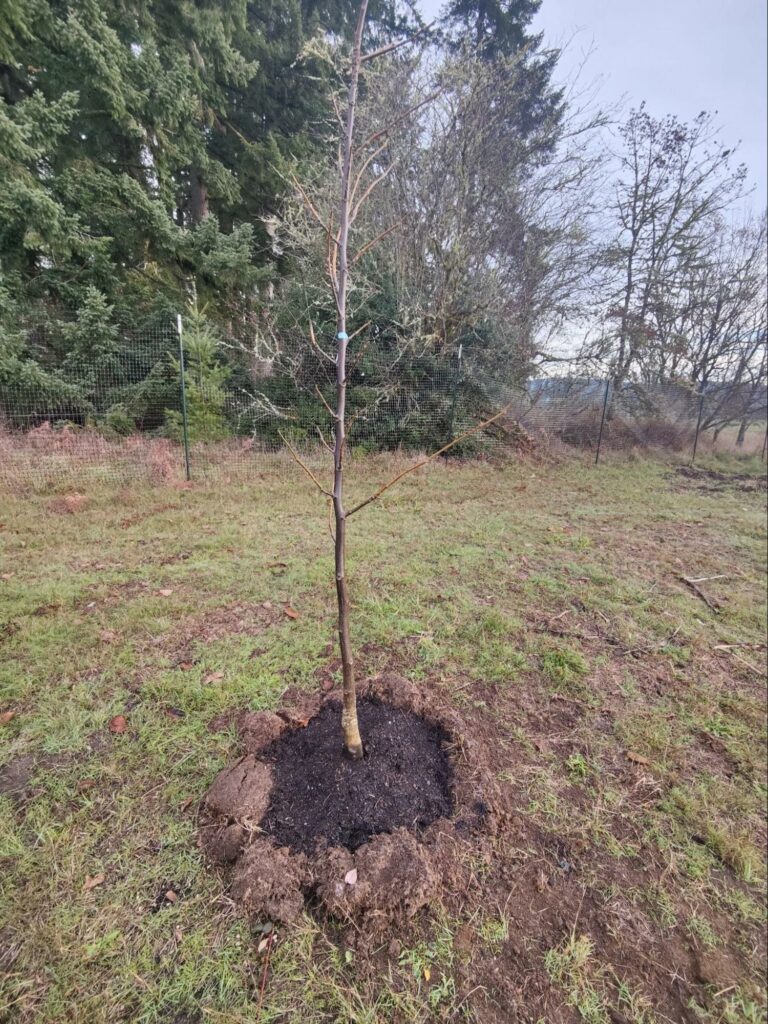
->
xmin=333 ymin=0 xmax=369 ymax=760
xmin=189 ymin=171 xmax=209 ymax=224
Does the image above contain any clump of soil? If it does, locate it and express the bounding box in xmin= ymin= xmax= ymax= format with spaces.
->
xmin=260 ymin=699 xmax=453 ymax=855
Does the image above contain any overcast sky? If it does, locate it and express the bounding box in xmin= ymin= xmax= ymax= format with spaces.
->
xmin=420 ymin=0 xmax=768 ymax=213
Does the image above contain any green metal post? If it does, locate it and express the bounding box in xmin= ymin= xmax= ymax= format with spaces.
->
xmin=594 ymin=378 xmax=611 ymax=465
xmin=177 ymin=313 xmax=192 ymax=481
xmin=691 ymin=391 xmax=705 ymax=465
xmin=446 ymin=344 xmax=463 ymax=447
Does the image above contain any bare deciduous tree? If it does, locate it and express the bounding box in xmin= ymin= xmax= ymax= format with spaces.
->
xmin=283 ymin=1 xmax=510 ymax=758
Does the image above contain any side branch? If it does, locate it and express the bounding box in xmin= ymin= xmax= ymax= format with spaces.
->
xmin=351 ymin=221 xmax=403 ymax=265
xmin=347 ymin=403 xmax=513 ymax=516
xmin=361 ymin=90 xmax=442 ymax=149
xmin=291 ymin=173 xmax=339 ymax=246
xmin=278 ymin=430 xmax=332 ymax=496
xmin=360 ymin=22 xmax=435 ymax=63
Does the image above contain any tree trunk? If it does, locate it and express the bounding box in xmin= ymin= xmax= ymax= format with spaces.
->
xmin=332 ymin=0 xmax=369 ymax=760
xmin=189 ymin=171 xmax=209 ymax=224
xmin=736 ymin=418 xmax=748 ymax=447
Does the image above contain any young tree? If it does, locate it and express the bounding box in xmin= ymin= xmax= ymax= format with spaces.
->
xmin=282 ymin=1 xmax=511 ymax=755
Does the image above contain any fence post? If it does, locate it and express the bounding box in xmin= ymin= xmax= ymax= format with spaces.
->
xmin=594 ymin=378 xmax=611 ymax=465
xmin=176 ymin=314 xmax=192 ymax=481
xmin=446 ymin=343 xmax=463 ymax=446
xmin=691 ymin=391 xmax=705 ymax=465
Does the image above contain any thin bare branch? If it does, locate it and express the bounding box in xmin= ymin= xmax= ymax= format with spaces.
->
xmin=350 ymin=162 xmax=396 ymax=224
xmin=290 ymin=173 xmax=329 ymax=235
xmin=351 ymin=220 xmax=403 ymax=265
xmin=316 ymin=425 xmax=335 ymax=454
xmin=308 ymin=320 xmax=336 ymax=363
xmin=350 ymin=139 xmax=390 ymax=206
xmin=278 ymin=430 xmax=332 ymax=496
xmin=315 ymin=384 xmax=339 ymax=420
xmin=361 ymin=90 xmax=441 ymax=149
xmin=347 ymin=403 xmax=514 ymax=516
xmin=360 ymin=22 xmax=435 ymax=63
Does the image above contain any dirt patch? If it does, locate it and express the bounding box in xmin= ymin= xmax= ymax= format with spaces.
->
xmin=199 ymin=674 xmax=492 ymax=927
xmin=161 ymin=602 xmax=281 ymax=664
xmin=673 ymin=465 xmax=767 ymax=493
xmin=0 ymin=755 xmax=37 ymax=800
xmin=48 ymin=492 xmax=89 ymax=514
xmin=261 ymin=698 xmax=453 ymax=855
xmin=199 ymin=671 xmax=765 ymax=1020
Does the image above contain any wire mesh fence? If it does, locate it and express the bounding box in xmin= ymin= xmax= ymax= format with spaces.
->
xmin=1 ymin=314 xmax=766 ymax=491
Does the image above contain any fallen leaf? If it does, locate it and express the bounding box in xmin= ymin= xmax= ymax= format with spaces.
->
xmin=180 ymin=797 xmax=194 ymax=812
xmin=174 ymin=927 xmax=184 ymax=944
xmin=344 ymin=868 xmax=358 ymax=886
xmin=257 ymin=936 xmax=271 ymax=954
xmin=164 ymin=889 xmax=178 ymax=904
xmin=100 ymin=629 xmax=117 ymax=643
xmin=83 ymin=873 xmax=106 ymax=891
xmin=178 ymin=661 xmax=195 ymax=671
xmin=0 ymin=572 xmax=14 ymax=580
xmin=626 ymin=751 xmax=649 ymax=765
xmin=164 ymin=707 xmax=184 ymax=719
xmin=203 ymin=671 xmax=224 ymax=685
xmin=77 ymin=779 xmax=96 ymax=792
xmin=158 ymin=588 xmax=174 ymax=597
xmin=423 ymin=967 xmax=431 ymax=982
xmin=0 ymin=710 xmax=16 ymax=725
xmin=108 ymin=715 xmax=128 ymax=734
xmin=262 ymin=601 xmax=273 ymax=610
xmin=283 ymin=607 xmax=300 ymax=620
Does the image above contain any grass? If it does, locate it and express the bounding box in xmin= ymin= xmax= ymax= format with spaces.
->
xmin=0 ymin=451 xmax=766 ymax=1022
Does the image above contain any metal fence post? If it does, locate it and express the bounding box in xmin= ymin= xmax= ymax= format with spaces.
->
xmin=691 ymin=391 xmax=705 ymax=465
xmin=446 ymin=343 xmax=463 ymax=446
xmin=176 ymin=313 xmax=192 ymax=481
xmin=594 ymin=378 xmax=611 ymax=465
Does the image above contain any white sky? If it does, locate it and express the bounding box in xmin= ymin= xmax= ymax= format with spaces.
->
xmin=419 ymin=0 xmax=768 ymax=212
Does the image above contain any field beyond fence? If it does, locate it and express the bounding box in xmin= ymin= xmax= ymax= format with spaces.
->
xmin=1 ymin=318 xmax=766 ymax=491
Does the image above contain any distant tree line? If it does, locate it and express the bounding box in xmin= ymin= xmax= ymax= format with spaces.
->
xmin=1 ymin=0 xmax=765 ymax=448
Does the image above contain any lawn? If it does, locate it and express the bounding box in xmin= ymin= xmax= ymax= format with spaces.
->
xmin=0 ymin=451 xmax=766 ymax=1023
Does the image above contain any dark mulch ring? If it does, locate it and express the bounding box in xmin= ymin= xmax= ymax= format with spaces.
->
xmin=198 ymin=673 xmax=766 ymax=1023
xmin=262 ymin=698 xmax=454 ymax=854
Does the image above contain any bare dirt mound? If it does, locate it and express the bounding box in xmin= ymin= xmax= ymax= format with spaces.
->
xmin=261 ymin=698 xmax=453 ymax=854
xmin=674 ymin=464 xmax=767 ymax=492
xmin=199 ymin=673 xmax=494 ymax=929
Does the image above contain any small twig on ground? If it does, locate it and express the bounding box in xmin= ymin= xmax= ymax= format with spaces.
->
xmin=622 ymin=626 xmax=682 ymax=657
xmin=716 ymin=647 xmax=765 ymax=676
xmin=677 ymin=574 xmax=722 ymax=613
xmin=256 ymin=932 xmax=275 ymax=1017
